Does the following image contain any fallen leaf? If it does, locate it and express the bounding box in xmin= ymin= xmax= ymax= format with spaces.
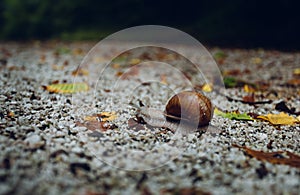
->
xmin=63 ymin=60 xmax=69 ymax=66
xmin=8 ymin=111 xmax=15 ymax=118
xmin=83 ymin=115 xmax=98 ymax=121
xmin=213 ymin=50 xmax=227 ymax=64
xmin=77 ymin=113 xmax=118 ymax=131
xmin=51 ymin=80 xmax=60 ymax=84
xmin=293 ymin=68 xmax=300 ymax=76
xmin=127 ymin=118 xmax=147 ymax=131
xmin=43 ymin=83 xmax=89 ymax=94
xmin=243 ymin=84 xmax=256 ymax=93
xmin=96 ymin=112 xmax=117 ymax=122
xmin=72 ymin=68 xmax=89 ymax=76
xmin=214 ymin=108 xmax=253 ymax=121
xmin=287 ymin=78 xmax=300 ymax=86
xmin=242 ymin=94 xmax=255 ymax=103
xmin=93 ymin=57 xmax=107 ymax=63
xmin=233 ymin=144 xmax=300 ymax=168
xmin=201 ymin=83 xmax=213 ymax=92
xmin=223 ymin=77 xmax=238 ymax=88
xmin=8 ymin=66 xmax=26 ymax=71
xmin=129 ymin=58 xmax=141 ymax=65
xmin=52 ymin=64 xmax=64 ymax=70
xmin=223 ymin=77 xmax=253 ymax=88
xmin=257 ymin=112 xmax=297 ymax=125
xmin=251 ymin=57 xmax=262 ymax=64
xmin=100 ymin=121 xmax=118 ymax=130
xmin=243 ymin=68 xmax=251 ymax=74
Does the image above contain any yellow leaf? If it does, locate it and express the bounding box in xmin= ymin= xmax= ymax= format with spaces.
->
xmin=243 ymin=84 xmax=256 ymax=93
xmin=43 ymin=83 xmax=89 ymax=94
xmin=71 ymin=68 xmax=89 ymax=76
xmin=202 ymin=83 xmax=213 ymax=92
xmin=251 ymin=57 xmax=262 ymax=64
xmin=257 ymin=112 xmax=297 ymax=125
xmin=97 ymin=112 xmax=117 ymax=122
xmin=129 ymin=58 xmax=141 ymax=65
xmin=93 ymin=57 xmax=106 ymax=63
xmin=293 ymin=68 xmax=300 ymax=76
xmin=52 ymin=64 xmax=64 ymax=70
xmin=83 ymin=115 xmax=98 ymax=121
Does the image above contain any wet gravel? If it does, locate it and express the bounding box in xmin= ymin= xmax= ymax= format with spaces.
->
xmin=0 ymin=42 xmax=299 ymax=195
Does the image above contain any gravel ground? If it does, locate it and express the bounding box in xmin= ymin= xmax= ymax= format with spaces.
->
xmin=0 ymin=41 xmax=299 ymax=195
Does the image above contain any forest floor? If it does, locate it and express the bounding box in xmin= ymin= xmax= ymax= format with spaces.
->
xmin=0 ymin=41 xmax=299 ymax=195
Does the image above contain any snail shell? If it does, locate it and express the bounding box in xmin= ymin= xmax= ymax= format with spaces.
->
xmin=164 ymin=91 xmax=213 ymax=127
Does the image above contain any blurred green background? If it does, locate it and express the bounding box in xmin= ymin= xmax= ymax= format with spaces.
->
xmin=0 ymin=0 xmax=299 ymax=49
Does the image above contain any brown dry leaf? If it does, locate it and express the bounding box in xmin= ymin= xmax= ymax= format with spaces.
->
xmin=242 ymin=94 xmax=255 ymax=103
xmin=8 ymin=66 xmax=25 ymax=71
xmin=127 ymin=118 xmax=147 ymax=131
xmin=63 ymin=60 xmax=69 ymax=66
xmin=78 ymin=112 xmax=117 ymax=131
xmin=233 ymin=144 xmax=300 ymax=168
xmin=287 ymin=78 xmax=300 ymax=86
xmin=76 ymin=120 xmax=100 ymax=131
xmin=257 ymin=112 xmax=298 ymax=125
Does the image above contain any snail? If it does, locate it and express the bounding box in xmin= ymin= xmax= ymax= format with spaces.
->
xmin=137 ymin=91 xmax=213 ymax=134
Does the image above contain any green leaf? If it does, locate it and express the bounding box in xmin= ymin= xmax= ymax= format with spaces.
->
xmin=223 ymin=77 xmax=238 ymax=88
xmin=213 ymin=50 xmax=227 ymax=60
xmin=43 ymin=82 xmax=89 ymax=94
xmin=214 ymin=108 xmax=253 ymax=121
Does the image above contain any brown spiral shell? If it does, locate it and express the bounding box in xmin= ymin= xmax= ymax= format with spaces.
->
xmin=164 ymin=91 xmax=213 ymax=127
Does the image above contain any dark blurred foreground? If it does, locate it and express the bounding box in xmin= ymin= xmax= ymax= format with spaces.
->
xmin=0 ymin=0 xmax=299 ymax=50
